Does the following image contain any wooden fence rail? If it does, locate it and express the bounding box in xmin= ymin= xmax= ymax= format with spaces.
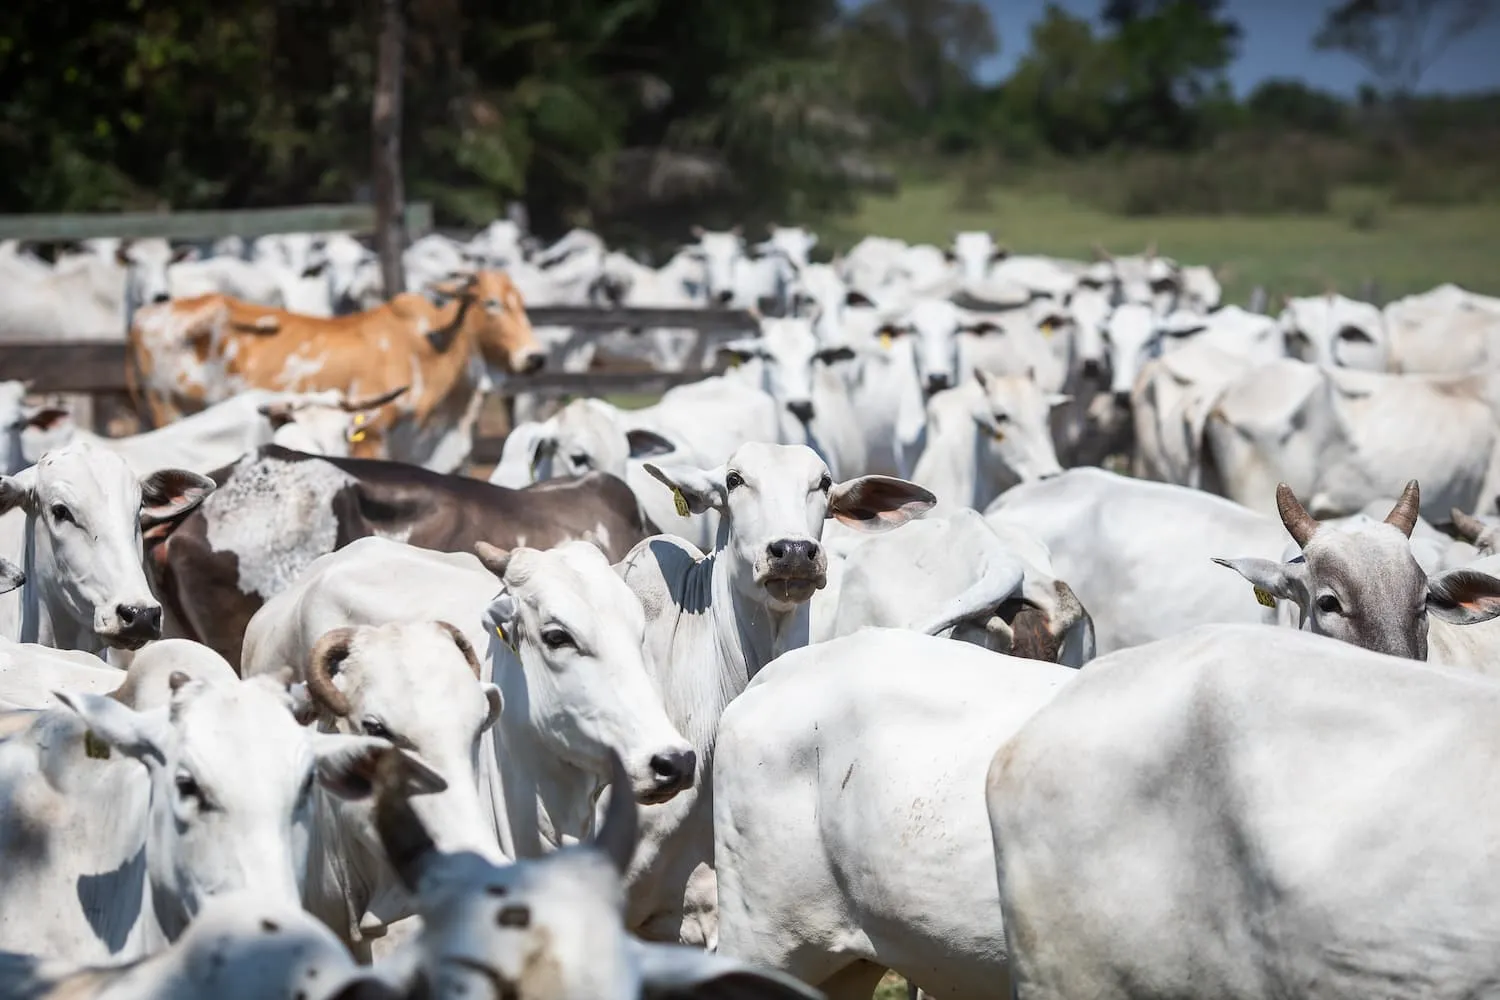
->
xmin=0 ymin=203 xmax=434 ymax=242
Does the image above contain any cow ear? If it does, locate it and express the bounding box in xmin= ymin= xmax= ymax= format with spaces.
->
xmin=625 ymin=428 xmax=677 ymax=460
xmin=814 ymin=346 xmax=856 ymax=366
xmin=140 ymin=469 xmax=215 ymax=525
xmin=171 ymin=245 xmax=199 ymax=264
xmin=0 ymin=557 xmax=24 ymax=596
xmin=1428 ymin=569 xmax=1500 ymax=626
xmin=22 ymin=407 xmax=70 ymax=432
xmin=845 ymin=290 xmax=875 ymax=309
xmin=372 ymin=752 xmax=443 ymax=892
xmin=311 ymin=734 xmax=447 ymax=802
xmin=257 ymin=401 xmax=297 ymax=430
xmin=1211 ymin=557 xmax=1308 ymax=609
xmin=55 ymin=692 xmax=170 ymax=769
xmin=643 ymin=462 xmax=726 ymax=515
xmin=631 ymin=939 xmax=824 ymax=1000
xmin=0 ymin=468 xmax=37 ymax=516
xmin=827 ymin=476 xmax=936 ymax=532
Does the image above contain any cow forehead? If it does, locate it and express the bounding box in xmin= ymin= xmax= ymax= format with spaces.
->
xmin=1308 ymin=522 xmax=1423 ymax=585
xmin=761 ymin=318 xmax=818 ymax=356
xmin=175 ymin=684 xmax=308 ymax=778
xmin=728 ymin=442 xmax=828 ymax=489
xmin=36 ymin=442 xmax=140 ymax=502
xmin=908 ymin=300 xmax=960 ymax=331
xmin=980 ymin=374 xmax=1043 ymax=411
xmin=344 ymin=625 xmax=487 ymax=711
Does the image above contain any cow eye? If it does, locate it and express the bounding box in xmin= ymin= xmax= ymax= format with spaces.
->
xmin=725 ymin=471 xmax=744 ymax=491
xmin=993 ymin=412 xmax=1011 ymax=424
xmin=569 ymin=453 xmax=592 ymax=469
xmin=485 ymin=297 xmax=503 ymax=311
xmin=1316 ymin=594 xmax=1342 ymax=615
xmin=818 ymin=473 xmax=832 ymax=493
xmin=540 ymin=628 xmax=576 ymax=651
xmin=51 ymin=504 xmax=74 ymax=525
xmin=361 ymin=718 xmax=394 ymax=742
xmin=175 ymin=772 xmax=212 ymax=811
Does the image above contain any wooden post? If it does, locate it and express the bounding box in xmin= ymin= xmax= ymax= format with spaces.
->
xmin=372 ymin=0 xmax=406 ymax=296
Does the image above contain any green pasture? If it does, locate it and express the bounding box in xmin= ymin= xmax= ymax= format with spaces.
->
xmin=824 ymin=182 xmax=1500 ymax=306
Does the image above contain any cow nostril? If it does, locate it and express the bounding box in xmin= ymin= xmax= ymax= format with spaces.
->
xmin=787 ymin=400 xmax=815 ymax=423
xmin=117 ymin=604 xmax=162 ymax=635
xmin=151 ymin=293 xmax=170 ymax=304
xmin=804 ymin=541 xmax=820 ymax=562
xmin=925 ymin=375 xmax=951 ymax=393
xmin=714 ymin=291 xmax=733 ymax=305
xmin=521 ymin=353 xmax=545 ymax=374
xmin=650 ymin=750 xmax=696 ymax=786
xmin=1112 ymin=390 xmax=1132 ymax=406
xmin=767 ymin=539 xmax=788 ymax=559
xmin=1082 ymin=359 xmax=1102 ymax=379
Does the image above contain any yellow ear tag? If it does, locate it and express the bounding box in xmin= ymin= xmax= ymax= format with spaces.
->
xmin=1253 ymin=586 xmax=1276 ymax=608
xmin=725 ymin=354 xmax=742 ymax=369
xmin=879 ymin=332 xmax=893 ymax=350
xmin=84 ymin=730 xmax=111 ymax=760
xmin=354 ymin=413 xmax=367 ymax=426
xmin=349 ymin=429 xmax=366 ymax=443
xmin=1040 ymin=320 xmax=1055 ymax=338
xmin=495 ymin=623 xmax=517 ymax=652
xmin=992 ymin=429 xmax=1006 ymax=442
xmin=672 ymin=487 xmax=690 ymax=518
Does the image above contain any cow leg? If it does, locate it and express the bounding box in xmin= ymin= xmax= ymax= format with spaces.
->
xmin=818 ymin=961 xmax=887 ymax=1000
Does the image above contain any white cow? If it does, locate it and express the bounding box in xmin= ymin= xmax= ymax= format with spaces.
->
xmin=615 ymin=442 xmax=935 ymax=944
xmin=839 ymin=235 xmax=909 ymax=295
xmin=1384 ymin=283 xmax=1500 ymax=375
xmin=715 ymin=629 xmax=1075 ymax=1000
xmin=120 ymin=239 xmax=197 ymax=312
xmin=0 ymin=890 xmax=392 ymax=1000
xmin=1178 ymin=263 xmax=1222 ymax=312
xmin=1130 ymin=340 xmax=1257 ymax=487
xmin=951 ymin=230 xmax=1005 ymax=284
xmin=467 ymin=219 xmax=533 ymax=269
xmin=813 ymin=507 xmax=1093 ymax=665
xmin=0 ymin=441 xmax=214 ymax=652
xmin=238 ymin=536 xmax=695 ymax=860
xmin=0 ymin=669 xmax=424 ymax=961
xmin=987 ymin=467 xmax=1293 ymax=654
xmin=910 ymin=369 xmax=1066 ymax=510
xmin=372 ymin=750 xmax=821 ymax=1000
xmin=259 ymin=621 xmax=505 ymax=950
xmin=0 ymin=635 xmax=234 ymax=712
xmin=721 ymin=318 xmax=866 ymax=479
xmin=0 ymin=381 xmax=69 ymax=475
xmin=165 ymin=255 xmax=286 ymax=307
xmin=1214 ymin=481 xmax=1500 ymax=672
xmin=0 ymin=251 xmax=126 ymax=341
xmin=686 ymin=227 xmax=747 ymax=307
xmin=1279 ymin=292 xmax=1387 ymax=370
xmin=987 ymin=623 xmax=1500 ymax=1000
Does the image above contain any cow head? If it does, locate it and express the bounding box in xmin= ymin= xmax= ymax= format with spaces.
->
xmin=1100 ymin=302 xmax=1162 ymax=399
xmin=645 ymin=442 xmax=935 ymax=613
xmin=0 ymin=380 xmax=71 ymax=476
xmin=719 ymin=319 xmax=856 ymax=427
xmin=257 ymin=386 xmax=409 ymax=458
xmin=687 ymin=226 xmax=745 ymax=307
xmin=0 ymin=441 xmax=214 ymax=651
xmin=876 ymin=299 xmax=972 ymax=397
xmin=302 ymin=622 xmax=504 ymax=862
xmin=524 ymin=398 xmax=675 ymax=482
xmin=475 ymin=540 xmax=695 ymax=805
xmin=453 ymin=271 xmax=545 ymax=376
xmin=118 ymin=238 xmax=197 ymax=306
xmin=949 ymin=230 xmax=1006 ymax=284
xmin=1278 ymin=293 xmax=1388 ymax=371
xmin=1215 ymin=481 xmax=1500 ymax=661
xmin=55 ymin=671 xmax=443 ymax=940
xmin=969 ymin=368 xmax=1067 ymax=486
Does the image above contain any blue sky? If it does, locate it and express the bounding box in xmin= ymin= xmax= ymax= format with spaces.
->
xmin=855 ymin=1 xmax=1500 ymax=96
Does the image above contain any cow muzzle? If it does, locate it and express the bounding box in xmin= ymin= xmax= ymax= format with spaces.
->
xmin=639 ymin=748 xmax=696 ymax=804
xmin=99 ymin=602 xmax=164 ymax=649
xmin=924 ymin=373 xmax=952 ymax=396
xmin=759 ymin=538 xmax=826 ymax=604
xmin=512 ymin=351 xmax=546 ymax=375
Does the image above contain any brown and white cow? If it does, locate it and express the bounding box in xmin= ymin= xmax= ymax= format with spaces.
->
xmin=144 ymin=445 xmax=655 ymax=669
xmin=126 ymin=271 xmax=544 ymax=472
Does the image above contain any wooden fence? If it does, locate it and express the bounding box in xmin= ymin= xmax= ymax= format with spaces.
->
xmin=0 ymin=203 xmax=434 ymax=242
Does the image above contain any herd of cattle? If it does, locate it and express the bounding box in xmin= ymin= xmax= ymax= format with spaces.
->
xmin=0 ymin=218 xmax=1499 ymax=1000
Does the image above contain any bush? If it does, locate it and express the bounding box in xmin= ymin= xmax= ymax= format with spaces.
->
xmin=1333 ymin=187 xmax=1388 ymax=231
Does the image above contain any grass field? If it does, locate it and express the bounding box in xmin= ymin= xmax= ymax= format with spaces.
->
xmin=823 ymin=181 xmax=1500 ymax=306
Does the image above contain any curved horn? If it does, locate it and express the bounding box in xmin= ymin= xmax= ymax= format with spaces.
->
xmin=434 ymin=621 xmax=482 ymax=680
xmin=1452 ymin=507 xmax=1488 ymax=544
xmin=594 ymin=749 xmax=639 ymax=876
xmin=1385 ymin=480 xmax=1420 ymax=538
xmin=342 ymin=384 xmax=409 ymax=413
xmin=1276 ymin=483 xmax=1320 ymax=548
xmin=306 ymin=627 xmax=356 ymax=717
xmin=1144 ymin=240 xmax=1157 ymax=259
xmin=1092 ymin=242 xmax=1114 ymax=262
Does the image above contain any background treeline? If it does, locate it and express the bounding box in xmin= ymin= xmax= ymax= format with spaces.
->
xmin=1 ymin=0 xmax=1496 ymax=242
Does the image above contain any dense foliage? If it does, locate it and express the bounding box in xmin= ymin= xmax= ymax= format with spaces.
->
xmin=1 ymin=0 xmax=1494 ymax=236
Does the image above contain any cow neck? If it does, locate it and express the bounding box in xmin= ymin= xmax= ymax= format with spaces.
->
xmin=302 ymin=767 xmax=387 ymax=946
xmin=489 ymin=640 xmax=600 ymax=860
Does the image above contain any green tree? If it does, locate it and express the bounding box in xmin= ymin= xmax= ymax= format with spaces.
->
xmin=1101 ymin=0 xmax=1242 ymax=148
xmin=1002 ymin=5 xmax=1124 ymax=155
xmin=1315 ymin=0 xmax=1497 ymax=95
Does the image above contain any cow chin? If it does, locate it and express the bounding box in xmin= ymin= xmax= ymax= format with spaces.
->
xmin=761 ymin=575 xmax=824 ymax=606
xmin=98 ymin=628 xmax=153 ymax=652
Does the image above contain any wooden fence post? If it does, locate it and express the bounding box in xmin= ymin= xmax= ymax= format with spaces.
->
xmin=372 ymin=0 xmax=407 ymax=296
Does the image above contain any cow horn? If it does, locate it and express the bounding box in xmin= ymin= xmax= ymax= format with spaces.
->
xmin=306 ymin=627 xmax=356 ymax=717
xmin=594 ymin=749 xmax=639 ymax=876
xmin=1276 ymin=483 xmax=1320 ymax=548
xmin=1092 ymin=242 xmax=1113 ymax=262
xmin=342 ymin=384 xmax=408 ymax=413
xmin=434 ymin=621 xmax=482 ymax=680
xmin=1452 ymin=507 xmax=1487 ymax=543
xmin=1144 ymin=241 xmax=1157 ymax=259
xmin=1385 ymin=480 xmax=1420 ymax=538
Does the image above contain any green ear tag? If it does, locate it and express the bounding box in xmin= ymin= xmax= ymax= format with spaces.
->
xmin=84 ymin=729 xmax=111 ymax=760
xmin=1253 ymin=586 xmax=1276 ymax=608
xmin=672 ymin=488 xmax=690 ymax=518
